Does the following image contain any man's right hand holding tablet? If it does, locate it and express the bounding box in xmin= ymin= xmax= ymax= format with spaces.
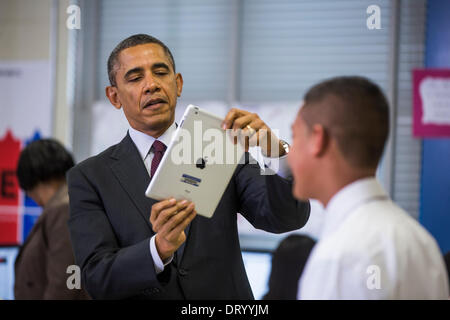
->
xmin=150 ymin=198 xmax=197 ymax=261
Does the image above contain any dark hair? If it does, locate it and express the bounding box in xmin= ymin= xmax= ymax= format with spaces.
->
xmin=263 ymin=234 xmax=316 ymax=300
xmin=16 ymin=139 xmax=75 ymax=191
xmin=302 ymin=76 xmax=390 ymax=168
xmin=107 ymin=34 xmax=176 ymax=86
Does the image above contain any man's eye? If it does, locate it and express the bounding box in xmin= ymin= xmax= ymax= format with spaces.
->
xmin=155 ymin=71 xmax=168 ymax=76
xmin=129 ymin=77 xmax=141 ymax=82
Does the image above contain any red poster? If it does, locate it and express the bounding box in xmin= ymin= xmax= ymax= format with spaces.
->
xmin=0 ymin=130 xmax=21 ymax=244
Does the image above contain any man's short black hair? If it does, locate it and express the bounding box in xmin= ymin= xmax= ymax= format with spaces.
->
xmin=16 ymin=139 xmax=75 ymax=191
xmin=107 ymin=34 xmax=176 ymax=87
xmin=302 ymin=76 xmax=390 ymax=169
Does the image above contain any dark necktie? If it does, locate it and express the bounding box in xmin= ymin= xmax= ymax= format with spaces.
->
xmin=150 ymin=140 xmax=167 ymax=178
xmin=150 ymin=140 xmax=185 ymax=265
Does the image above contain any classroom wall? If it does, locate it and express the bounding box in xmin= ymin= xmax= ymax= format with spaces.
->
xmin=0 ymin=0 xmax=71 ymax=146
xmin=0 ymin=0 xmax=50 ymax=60
xmin=419 ymin=0 xmax=450 ymax=253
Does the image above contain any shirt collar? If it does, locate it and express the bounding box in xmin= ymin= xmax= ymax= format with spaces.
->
xmin=320 ymin=177 xmax=388 ymax=238
xmin=128 ymin=122 xmax=177 ymax=160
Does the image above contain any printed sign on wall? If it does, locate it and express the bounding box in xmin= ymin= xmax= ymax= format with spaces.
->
xmin=0 ymin=61 xmax=52 ymax=244
xmin=413 ymin=69 xmax=450 ymax=137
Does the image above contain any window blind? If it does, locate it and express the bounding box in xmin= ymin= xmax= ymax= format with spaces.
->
xmin=97 ymin=0 xmax=233 ymax=101
xmin=392 ymin=0 xmax=426 ymax=219
xmin=239 ymin=0 xmax=392 ymax=102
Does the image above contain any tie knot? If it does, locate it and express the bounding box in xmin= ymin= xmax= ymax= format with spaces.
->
xmin=152 ymin=140 xmax=166 ymax=153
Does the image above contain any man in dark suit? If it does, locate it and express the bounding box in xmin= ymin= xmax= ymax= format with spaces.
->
xmin=67 ymin=34 xmax=310 ymax=299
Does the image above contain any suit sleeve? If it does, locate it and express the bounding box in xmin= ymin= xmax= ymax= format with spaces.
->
xmin=67 ymin=165 xmax=165 ymax=299
xmin=234 ymin=153 xmax=310 ymax=233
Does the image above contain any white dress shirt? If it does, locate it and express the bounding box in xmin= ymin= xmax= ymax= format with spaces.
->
xmin=129 ymin=123 xmax=291 ymax=274
xmin=298 ymin=177 xmax=449 ymax=299
xmin=129 ymin=123 xmax=177 ymax=274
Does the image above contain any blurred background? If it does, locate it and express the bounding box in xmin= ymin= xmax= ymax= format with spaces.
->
xmin=1 ymin=0 xmax=449 ymax=299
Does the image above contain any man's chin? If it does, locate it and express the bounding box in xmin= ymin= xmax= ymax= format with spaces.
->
xmin=147 ymin=118 xmax=172 ymax=130
xmin=145 ymin=111 xmax=173 ymax=125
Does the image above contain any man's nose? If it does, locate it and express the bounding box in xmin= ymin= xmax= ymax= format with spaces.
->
xmin=143 ymin=75 xmax=160 ymax=94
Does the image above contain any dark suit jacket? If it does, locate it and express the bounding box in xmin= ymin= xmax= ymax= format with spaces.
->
xmin=67 ymin=133 xmax=310 ymax=299
xmin=14 ymin=184 xmax=90 ymax=300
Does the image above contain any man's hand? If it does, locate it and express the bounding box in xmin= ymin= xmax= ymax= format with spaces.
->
xmin=150 ymin=198 xmax=197 ymax=261
xmin=221 ymin=107 xmax=286 ymax=157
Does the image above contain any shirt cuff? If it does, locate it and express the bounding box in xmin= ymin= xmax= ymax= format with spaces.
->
xmin=262 ymin=153 xmax=291 ymax=179
xmin=150 ymin=235 xmax=173 ymax=274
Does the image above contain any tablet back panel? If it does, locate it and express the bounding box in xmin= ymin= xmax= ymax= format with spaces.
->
xmin=145 ymin=105 xmax=245 ymax=218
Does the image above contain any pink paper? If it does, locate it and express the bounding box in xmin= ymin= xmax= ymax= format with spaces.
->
xmin=413 ymin=69 xmax=450 ymax=137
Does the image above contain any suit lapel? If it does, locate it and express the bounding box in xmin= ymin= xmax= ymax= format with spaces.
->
xmin=109 ymin=131 xmax=192 ymax=260
xmin=110 ymin=133 xmax=157 ymax=232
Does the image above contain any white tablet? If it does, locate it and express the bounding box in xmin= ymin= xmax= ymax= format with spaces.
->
xmin=145 ymin=104 xmax=245 ymax=218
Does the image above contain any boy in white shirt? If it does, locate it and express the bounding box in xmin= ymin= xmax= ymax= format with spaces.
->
xmin=287 ymin=76 xmax=449 ymax=299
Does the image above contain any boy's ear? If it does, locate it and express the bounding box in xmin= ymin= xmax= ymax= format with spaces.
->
xmin=311 ymin=124 xmax=329 ymax=157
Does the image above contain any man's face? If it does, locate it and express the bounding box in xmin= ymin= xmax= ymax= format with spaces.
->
xmin=106 ymin=43 xmax=183 ymax=134
xmin=288 ymin=109 xmax=315 ymax=200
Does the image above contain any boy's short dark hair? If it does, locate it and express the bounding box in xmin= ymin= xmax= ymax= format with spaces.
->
xmin=16 ymin=139 xmax=75 ymax=191
xmin=302 ymin=76 xmax=390 ymax=169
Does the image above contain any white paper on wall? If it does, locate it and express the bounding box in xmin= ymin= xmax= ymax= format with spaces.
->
xmin=419 ymin=77 xmax=450 ymax=125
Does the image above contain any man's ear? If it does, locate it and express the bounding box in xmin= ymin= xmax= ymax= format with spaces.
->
xmin=105 ymin=86 xmax=122 ymax=110
xmin=311 ymin=124 xmax=329 ymax=157
xmin=175 ymin=73 xmax=183 ymax=97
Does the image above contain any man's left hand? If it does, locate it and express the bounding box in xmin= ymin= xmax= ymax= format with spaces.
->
xmin=221 ymin=108 xmax=286 ymax=158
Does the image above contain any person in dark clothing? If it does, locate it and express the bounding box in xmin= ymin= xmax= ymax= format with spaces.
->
xmin=14 ymin=139 xmax=90 ymax=300
xmin=263 ymin=234 xmax=316 ymax=300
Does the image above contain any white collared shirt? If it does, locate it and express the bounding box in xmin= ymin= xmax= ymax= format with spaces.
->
xmin=129 ymin=123 xmax=177 ymax=176
xmin=298 ymin=177 xmax=449 ymax=299
xmin=129 ymin=123 xmax=178 ymax=274
xmin=129 ymin=122 xmax=291 ymax=274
